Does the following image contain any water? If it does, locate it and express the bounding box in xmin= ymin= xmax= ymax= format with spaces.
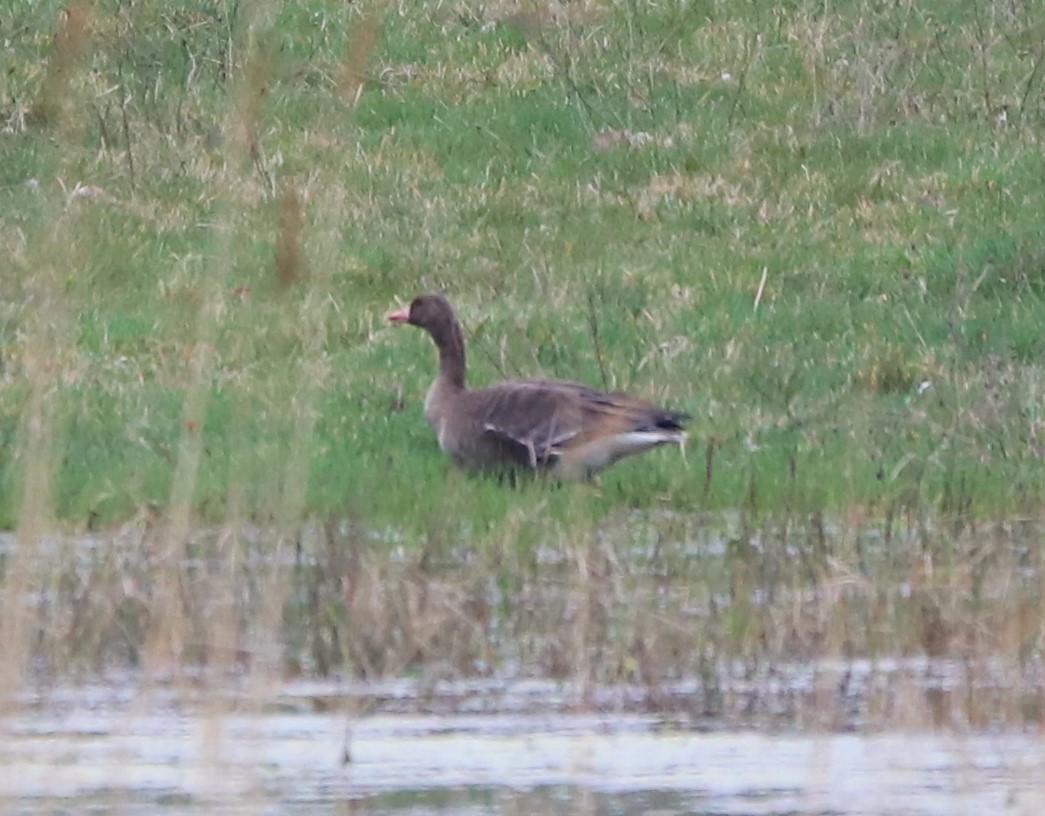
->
xmin=3 ymin=678 xmax=1043 ymax=815
xmin=3 ymin=519 xmax=1044 ymax=814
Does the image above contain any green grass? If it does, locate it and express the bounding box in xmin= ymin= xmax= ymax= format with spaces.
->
xmin=1 ymin=0 xmax=1044 ymax=533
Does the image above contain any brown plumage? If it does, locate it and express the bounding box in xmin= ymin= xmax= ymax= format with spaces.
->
xmin=386 ymin=294 xmax=689 ymax=480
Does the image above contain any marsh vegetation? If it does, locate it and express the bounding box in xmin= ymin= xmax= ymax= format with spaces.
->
xmin=1 ymin=0 xmax=1044 ymax=767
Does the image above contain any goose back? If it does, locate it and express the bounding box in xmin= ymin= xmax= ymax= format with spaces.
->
xmin=388 ymin=294 xmax=689 ymax=479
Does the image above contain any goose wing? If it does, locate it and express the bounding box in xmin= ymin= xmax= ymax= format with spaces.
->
xmin=466 ymin=379 xmax=687 ymax=470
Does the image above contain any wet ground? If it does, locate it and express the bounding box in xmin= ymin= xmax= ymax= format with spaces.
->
xmin=3 ymin=518 xmax=1044 ymax=813
xmin=3 ymin=675 xmax=1044 ymax=816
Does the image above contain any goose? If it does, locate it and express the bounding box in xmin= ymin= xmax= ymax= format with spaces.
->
xmin=387 ymin=293 xmax=688 ymax=480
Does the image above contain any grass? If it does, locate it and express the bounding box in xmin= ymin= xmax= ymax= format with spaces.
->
xmin=0 ymin=0 xmax=1043 ymax=697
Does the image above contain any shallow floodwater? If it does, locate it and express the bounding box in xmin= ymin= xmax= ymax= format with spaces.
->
xmin=3 ymin=679 xmax=1044 ymax=816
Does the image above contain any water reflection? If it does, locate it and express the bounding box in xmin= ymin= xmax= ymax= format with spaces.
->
xmin=2 ymin=680 xmax=1043 ymax=815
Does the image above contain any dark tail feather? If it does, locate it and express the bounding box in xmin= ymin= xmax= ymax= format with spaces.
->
xmin=653 ymin=409 xmax=689 ymax=432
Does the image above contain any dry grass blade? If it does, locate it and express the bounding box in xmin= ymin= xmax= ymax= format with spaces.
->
xmin=31 ymin=4 xmax=93 ymax=126
xmin=275 ymin=182 xmax=306 ymax=290
xmin=232 ymin=46 xmax=274 ymax=190
xmin=0 ymin=309 xmax=61 ymax=707
xmin=337 ymin=8 xmax=382 ymax=105
xmin=144 ymin=6 xmax=281 ymax=675
xmin=0 ymin=213 xmax=74 ymax=704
